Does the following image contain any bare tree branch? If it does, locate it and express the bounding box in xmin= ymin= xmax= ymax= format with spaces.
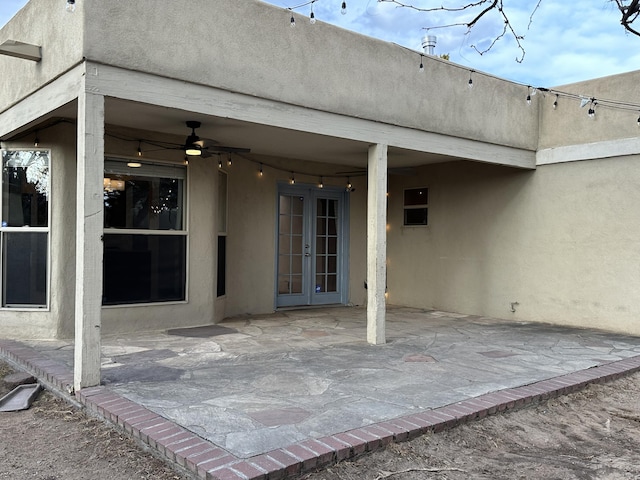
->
xmin=378 ymin=0 xmax=640 ymax=62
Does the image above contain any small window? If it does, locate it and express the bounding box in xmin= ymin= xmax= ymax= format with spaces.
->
xmin=404 ymin=187 xmax=428 ymax=226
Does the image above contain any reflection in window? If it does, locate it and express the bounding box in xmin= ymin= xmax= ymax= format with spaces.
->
xmin=1 ymin=150 xmax=50 ymax=307
xmin=103 ymin=159 xmax=187 ymax=305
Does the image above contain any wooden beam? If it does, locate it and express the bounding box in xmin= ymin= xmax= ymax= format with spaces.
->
xmin=74 ymin=88 xmax=104 ymax=391
xmin=0 ymin=64 xmax=84 ymax=138
xmin=0 ymin=40 xmax=41 ymax=62
xmin=367 ymin=143 xmax=388 ymax=345
xmin=537 ymin=137 xmax=640 ymax=165
xmin=85 ymin=63 xmax=536 ymax=169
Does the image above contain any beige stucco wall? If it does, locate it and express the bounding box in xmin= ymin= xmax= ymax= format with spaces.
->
xmin=79 ymin=0 xmax=537 ymax=152
xmin=388 ymin=156 xmax=640 ymax=335
xmin=0 ymin=0 xmax=83 ymax=113
xmin=538 ymin=70 xmax=640 ymax=149
xmin=223 ymin=155 xmax=367 ymax=318
xmin=0 ymin=122 xmax=76 ymax=339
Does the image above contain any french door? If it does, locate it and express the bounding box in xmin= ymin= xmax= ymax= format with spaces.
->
xmin=276 ymin=184 xmax=349 ymax=308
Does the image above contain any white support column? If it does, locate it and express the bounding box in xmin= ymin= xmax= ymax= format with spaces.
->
xmin=367 ymin=143 xmax=388 ymax=345
xmin=74 ymin=89 xmax=105 ymax=391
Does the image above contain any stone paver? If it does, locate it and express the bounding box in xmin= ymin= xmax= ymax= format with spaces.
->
xmin=3 ymin=306 xmax=640 ymax=479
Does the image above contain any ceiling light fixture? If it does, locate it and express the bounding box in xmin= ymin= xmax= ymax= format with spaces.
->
xmin=184 ymin=121 xmax=202 ymax=156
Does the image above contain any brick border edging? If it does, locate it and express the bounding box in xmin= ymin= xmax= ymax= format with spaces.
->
xmin=2 ymin=338 xmax=640 ymax=480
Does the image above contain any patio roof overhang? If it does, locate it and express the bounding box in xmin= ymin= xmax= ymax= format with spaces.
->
xmin=0 ymin=62 xmax=536 ymax=171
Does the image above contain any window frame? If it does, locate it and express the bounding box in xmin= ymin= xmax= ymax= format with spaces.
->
xmin=102 ymin=157 xmax=189 ymax=307
xmin=403 ymin=187 xmax=429 ymax=227
xmin=0 ymin=148 xmax=52 ymax=310
xmin=217 ymin=170 xmax=227 ymax=298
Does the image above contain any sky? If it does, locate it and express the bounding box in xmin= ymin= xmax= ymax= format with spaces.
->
xmin=1 ymin=0 xmax=638 ymax=88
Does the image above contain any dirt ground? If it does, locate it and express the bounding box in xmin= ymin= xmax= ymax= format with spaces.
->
xmin=1 ymin=360 xmax=640 ymax=480
xmin=0 ymin=361 xmax=190 ymax=480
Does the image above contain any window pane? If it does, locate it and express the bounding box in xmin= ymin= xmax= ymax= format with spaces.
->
xmin=2 ymin=151 xmax=49 ymax=227
xmin=104 ymin=176 xmax=184 ymax=230
xmin=218 ymin=172 xmax=227 ymax=234
xmin=103 ymin=234 xmax=186 ymax=305
xmin=217 ymin=235 xmax=226 ymax=297
xmin=404 ymin=208 xmax=428 ymax=225
xmin=404 ymin=188 xmax=428 ymax=206
xmin=3 ymin=232 xmax=47 ymax=306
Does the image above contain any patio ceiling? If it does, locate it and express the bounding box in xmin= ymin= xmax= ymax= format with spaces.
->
xmin=6 ymin=97 xmax=459 ymax=171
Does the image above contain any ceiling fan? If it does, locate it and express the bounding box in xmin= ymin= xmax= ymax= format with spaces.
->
xmin=183 ymin=121 xmax=250 ymax=158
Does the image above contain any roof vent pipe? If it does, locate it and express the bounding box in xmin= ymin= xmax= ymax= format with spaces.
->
xmin=422 ymin=35 xmax=437 ymax=55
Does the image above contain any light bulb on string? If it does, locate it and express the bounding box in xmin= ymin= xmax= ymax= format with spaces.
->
xmin=588 ymin=100 xmax=596 ymax=118
xmin=227 ymin=154 xmax=232 ymax=166
xmin=346 ymin=177 xmax=352 ymax=191
xmin=65 ymin=0 xmax=76 ymax=12
xmin=218 ymin=156 xmax=223 ymax=169
xmin=310 ymin=8 xmax=316 ymax=24
xmin=526 ymin=86 xmax=532 ymax=106
xmin=137 ymin=141 xmax=142 ymax=157
xmin=290 ymin=173 xmax=296 ymax=185
xmin=290 ymin=12 xmax=296 ymax=27
xmin=418 ymin=55 xmax=424 ymax=73
xmin=637 ymin=112 xmax=640 ymax=126
xmin=468 ymin=70 xmax=474 ymax=89
xmin=259 ymin=163 xmax=264 ymax=177
xmin=553 ymin=94 xmax=558 ymax=110
xmin=341 ymin=1 xmax=347 ymax=15
xmin=33 ymin=131 xmax=39 ymax=147
xmin=319 ymin=177 xmax=324 ymax=189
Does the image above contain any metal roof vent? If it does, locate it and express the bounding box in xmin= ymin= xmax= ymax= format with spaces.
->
xmin=422 ymin=35 xmax=437 ymax=55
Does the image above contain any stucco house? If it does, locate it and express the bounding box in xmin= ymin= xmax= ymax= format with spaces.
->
xmin=1 ymin=0 xmax=639 ymax=390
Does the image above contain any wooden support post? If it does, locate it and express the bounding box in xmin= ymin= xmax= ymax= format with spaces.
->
xmin=367 ymin=143 xmax=388 ymax=345
xmin=74 ymin=89 xmax=105 ymax=391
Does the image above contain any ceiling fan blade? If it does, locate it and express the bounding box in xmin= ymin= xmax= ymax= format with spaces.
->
xmin=206 ymin=146 xmax=251 ymax=154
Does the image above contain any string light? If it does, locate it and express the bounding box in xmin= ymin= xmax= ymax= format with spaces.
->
xmin=419 ymin=55 xmax=424 ymax=73
xmin=259 ymin=163 xmax=264 ymax=176
xmin=310 ymin=5 xmax=316 ymax=24
xmin=341 ymin=2 xmax=347 ymax=15
xmin=468 ymin=70 xmax=474 ymax=89
xmin=637 ymin=112 xmax=640 ymax=126
xmin=65 ymin=0 xmax=76 ymax=13
xmin=553 ymin=94 xmax=558 ymax=110
xmin=346 ymin=177 xmax=352 ymax=191
xmin=137 ymin=141 xmax=142 ymax=157
xmin=290 ymin=13 xmax=296 ymax=27
xmin=218 ymin=157 xmax=223 ymax=169
xmin=33 ymin=131 xmax=39 ymax=147
xmin=526 ymin=86 xmax=534 ymax=105
xmin=588 ymin=99 xmax=597 ymax=118
xmin=319 ymin=177 xmax=324 ymax=188
xmin=227 ymin=154 xmax=233 ymax=166
xmin=290 ymin=172 xmax=296 ymax=184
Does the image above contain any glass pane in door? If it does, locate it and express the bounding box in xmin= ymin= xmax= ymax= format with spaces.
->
xmin=315 ymin=198 xmax=339 ymax=293
xmin=278 ymin=195 xmax=304 ymax=295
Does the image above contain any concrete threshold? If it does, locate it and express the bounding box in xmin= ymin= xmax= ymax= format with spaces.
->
xmin=1 ymin=337 xmax=640 ymax=480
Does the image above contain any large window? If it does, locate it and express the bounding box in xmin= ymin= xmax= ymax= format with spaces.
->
xmin=103 ymin=159 xmax=187 ymax=305
xmin=1 ymin=150 xmax=49 ymax=307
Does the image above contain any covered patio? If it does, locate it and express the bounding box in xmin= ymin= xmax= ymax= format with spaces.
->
xmin=13 ymin=305 xmax=640 ymax=463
